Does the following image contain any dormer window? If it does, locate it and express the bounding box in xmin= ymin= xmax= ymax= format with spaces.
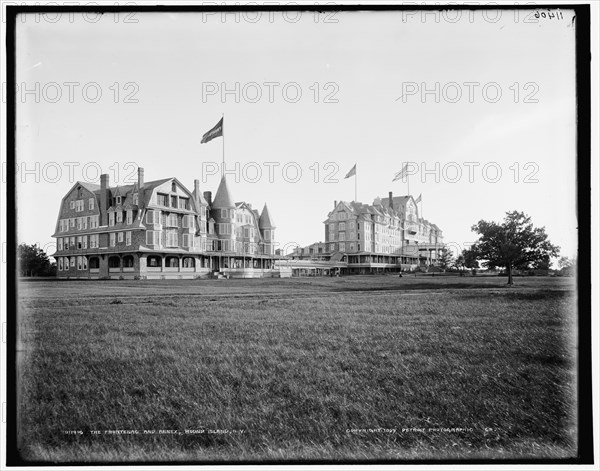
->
xmin=116 ymin=196 xmax=122 ymax=205
xmin=133 ymin=193 xmax=138 ymax=205
xmin=172 ymin=182 xmax=177 ymax=192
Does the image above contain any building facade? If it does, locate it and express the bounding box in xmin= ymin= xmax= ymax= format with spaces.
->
xmin=52 ymin=168 xmax=282 ymax=279
xmin=288 ymin=192 xmax=444 ymax=274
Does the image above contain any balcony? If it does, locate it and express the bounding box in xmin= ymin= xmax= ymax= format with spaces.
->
xmin=405 ymin=223 xmax=418 ymax=235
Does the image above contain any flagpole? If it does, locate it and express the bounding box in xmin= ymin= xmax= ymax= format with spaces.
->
xmin=354 ymin=163 xmax=357 ymax=202
xmin=221 ymin=113 xmax=225 ymax=178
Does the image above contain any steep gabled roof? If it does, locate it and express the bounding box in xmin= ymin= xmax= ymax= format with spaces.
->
xmin=79 ymin=182 xmax=101 ymax=193
xmin=212 ymin=176 xmax=234 ymax=208
xmin=259 ymin=204 xmax=275 ymax=229
xmin=142 ymin=178 xmax=172 ymax=190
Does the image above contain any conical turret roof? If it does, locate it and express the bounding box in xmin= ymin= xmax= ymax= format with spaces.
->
xmin=212 ymin=176 xmax=234 ymax=208
xmin=259 ymin=203 xmax=275 ymax=229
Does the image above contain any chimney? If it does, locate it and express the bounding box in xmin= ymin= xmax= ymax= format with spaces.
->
xmin=388 ymin=191 xmax=393 ymax=209
xmin=100 ymin=173 xmax=109 ymax=221
xmin=194 ymin=179 xmax=200 ymax=198
xmin=203 ymin=191 xmax=212 ymax=206
xmin=334 ymin=200 xmax=337 ymax=208
xmin=138 ymin=167 xmax=144 ymax=188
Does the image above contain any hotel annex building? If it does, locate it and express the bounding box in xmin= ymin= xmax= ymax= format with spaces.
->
xmin=52 ymin=168 xmax=279 ymax=279
xmin=287 ymin=192 xmax=445 ymax=275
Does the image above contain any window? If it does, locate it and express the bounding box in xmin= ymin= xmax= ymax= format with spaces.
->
xmin=58 ymin=238 xmax=63 ymax=250
xmin=171 ymin=195 xmax=178 ymax=207
xmin=178 ymin=197 xmax=189 ymax=210
xmin=70 ymin=218 xmax=75 ymax=228
xmin=77 ymin=256 xmax=83 ymax=270
xmin=338 ymin=212 xmax=347 ymax=220
xmin=146 ymin=231 xmax=160 ymax=245
xmin=126 ymin=210 xmax=133 ymax=225
xmin=166 ymin=230 xmax=178 ymax=247
xmin=147 ymin=255 xmax=161 ymax=267
xmin=182 ymin=215 xmax=189 ymax=229
xmin=83 ymin=257 xmax=88 ymax=270
xmin=171 ymin=182 xmax=177 ymax=192
xmin=350 ymin=243 xmax=355 ymax=252
xmin=133 ymin=193 xmax=138 ymax=205
xmin=76 ymin=218 xmax=81 ymax=230
xmin=146 ymin=210 xmax=155 ymax=224
xmin=89 ymin=257 xmax=100 ymax=269
xmin=167 ymin=213 xmax=178 ymax=227
xmin=116 ymin=196 xmax=122 ymax=205
xmin=182 ymin=234 xmax=190 ymax=247
xmin=244 ymin=228 xmax=249 ymax=238
xmin=340 ymin=243 xmax=345 ymax=252
xmin=110 ymin=233 xmax=116 ymax=247
xmin=330 ymin=243 xmax=336 ymax=251
xmin=221 ymin=209 xmax=228 ymax=219
xmin=157 ymin=193 xmax=168 ymax=206
xmin=350 ymin=232 xmax=355 ymax=240
xmin=116 ymin=211 xmax=123 ymax=223
xmin=109 ymin=212 xmax=115 ymax=227
xmin=77 ymin=236 xmax=82 ymax=249
xmin=89 ymin=234 xmax=99 ymax=248
xmin=76 ymin=200 xmax=84 ymax=212
xmin=82 ymin=217 xmax=88 ymax=230
xmin=82 ymin=236 xmax=88 ymax=249
xmin=123 ymin=255 xmax=134 ymax=268
xmin=166 ymin=256 xmax=179 ymax=268
xmin=58 ymin=258 xmax=63 ymax=271
xmin=70 ymin=237 xmax=75 ymax=248
xmin=88 ymin=198 xmax=94 ymax=210
xmin=126 ymin=231 xmax=131 ymax=246
xmin=218 ymin=223 xmax=232 ymax=235
xmin=70 ymin=201 xmax=75 ymax=209
xmin=339 ymin=222 xmax=345 ymax=230
xmin=64 ymin=238 xmax=69 ymax=250
xmin=118 ymin=232 xmax=124 ymax=243
xmin=70 ymin=257 xmax=76 ymax=268
xmin=183 ymin=257 xmax=195 ymax=268
xmin=339 ymin=232 xmax=345 ymax=241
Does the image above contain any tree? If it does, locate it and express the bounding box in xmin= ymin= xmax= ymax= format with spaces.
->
xmin=437 ymin=248 xmax=453 ymax=270
xmin=17 ymin=244 xmax=55 ymax=277
xmin=454 ymin=248 xmax=479 ymax=275
xmin=558 ymin=256 xmax=575 ymax=269
xmin=470 ymin=211 xmax=560 ymax=285
xmin=558 ymin=255 xmax=576 ymax=276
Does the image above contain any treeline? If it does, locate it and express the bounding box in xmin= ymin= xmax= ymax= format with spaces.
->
xmin=17 ymin=244 xmax=56 ymax=277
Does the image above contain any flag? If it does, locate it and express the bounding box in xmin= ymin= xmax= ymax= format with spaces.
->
xmin=201 ymin=117 xmax=223 ymax=144
xmin=415 ymin=193 xmax=422 ymax=204
xmin=344 ymin=164 xmax=356 ymax=179
xmin=392 ymin=163 xmax=409 ymax=182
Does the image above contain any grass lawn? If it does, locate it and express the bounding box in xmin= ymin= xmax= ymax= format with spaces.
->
xmin=16 ymin=275 xmax=578 ymax=462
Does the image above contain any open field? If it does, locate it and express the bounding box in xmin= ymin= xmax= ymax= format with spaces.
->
xmin=16 ymin=275 xmax=578 ymax=462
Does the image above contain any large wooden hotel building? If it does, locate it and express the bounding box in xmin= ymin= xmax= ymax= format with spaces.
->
xmin=52 ymin=168 xmax=279 ymax=279
xmin=286 ymin=193 xmax=445 ymax=275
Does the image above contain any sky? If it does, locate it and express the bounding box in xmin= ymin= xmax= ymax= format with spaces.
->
xmin=13 ymin=6 xmax=579 ymax=261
